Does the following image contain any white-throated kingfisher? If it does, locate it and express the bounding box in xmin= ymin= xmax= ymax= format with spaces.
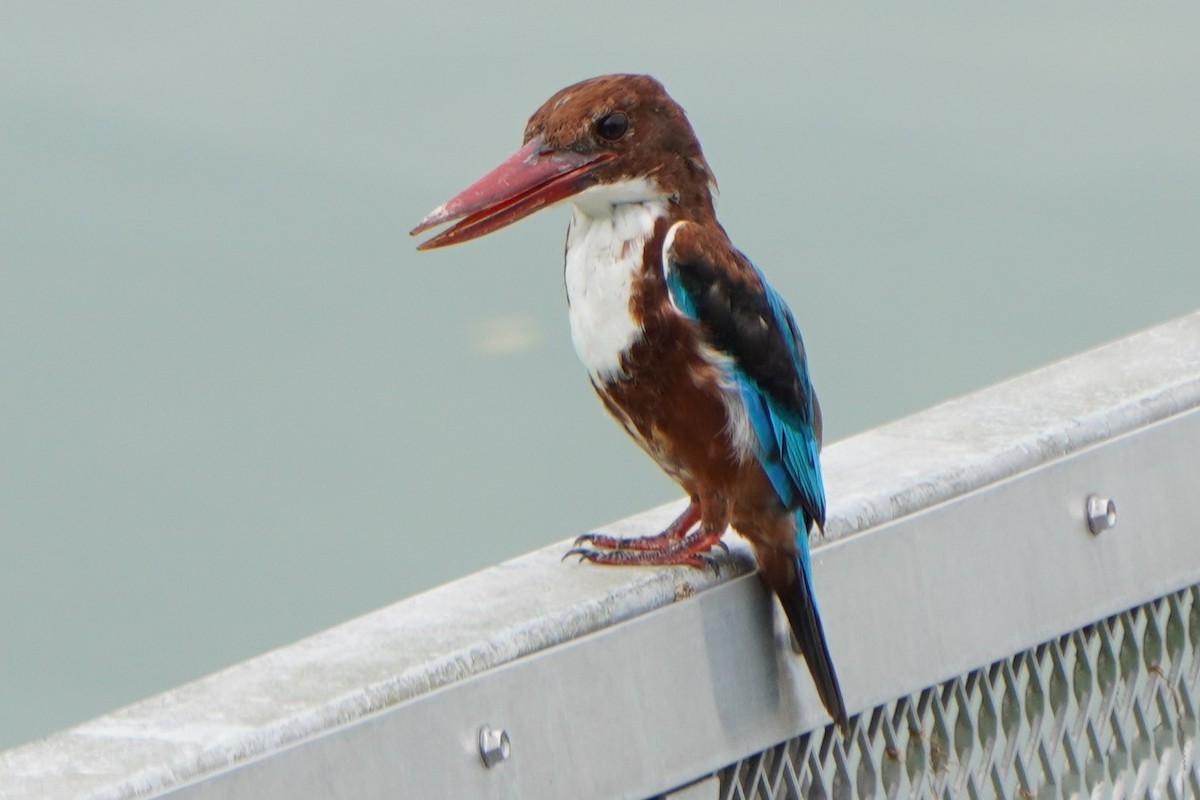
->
xmin=412 ymin=74 xmax=848 ymax=733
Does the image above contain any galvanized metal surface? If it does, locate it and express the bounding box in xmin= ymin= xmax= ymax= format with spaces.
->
xmin=1 ymin=310 xmax=1199 ymax=799
xmin=150 ymin=404 xmax=1200 ymax=800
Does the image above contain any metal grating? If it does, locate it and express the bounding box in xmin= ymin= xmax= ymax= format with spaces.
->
xmin=717 ymin=584 xmax=1200 ymax=800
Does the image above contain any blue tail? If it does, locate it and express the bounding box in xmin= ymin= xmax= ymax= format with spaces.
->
xmin=778 ymin=519 xmax=848 ymax=734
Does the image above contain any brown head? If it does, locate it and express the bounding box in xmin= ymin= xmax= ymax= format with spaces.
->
xmin=411 ymin=74 xmax=717 ymax=249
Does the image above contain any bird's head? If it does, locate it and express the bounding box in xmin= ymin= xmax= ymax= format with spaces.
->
xmin=411 ymin=74 xmax=715 ymax=250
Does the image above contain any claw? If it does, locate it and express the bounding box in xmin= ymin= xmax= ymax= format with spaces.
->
xmin=562 ymin=547 xmax=594 ymax=563
xmin=572 ymin=531 xmax=630 ymax=550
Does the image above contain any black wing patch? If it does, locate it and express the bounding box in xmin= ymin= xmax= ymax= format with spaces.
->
xmin=669 ymin=253 xmax=813 ymax=429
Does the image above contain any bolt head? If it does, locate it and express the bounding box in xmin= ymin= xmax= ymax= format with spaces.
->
xmin=1086 ymin=495 xmax=1117 ymax=534
xmin=478 ymin=725 xmax=510 ymax=768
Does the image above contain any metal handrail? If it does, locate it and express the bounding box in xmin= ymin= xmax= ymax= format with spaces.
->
xmin=3 ymin=311 xmax=1199 ymax=800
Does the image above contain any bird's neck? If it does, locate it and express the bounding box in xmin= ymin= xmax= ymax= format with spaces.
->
xmin=563 ymin=194 xmax=670 ymax=383
xmin=562 ymin=173 xmax=720 ymax=383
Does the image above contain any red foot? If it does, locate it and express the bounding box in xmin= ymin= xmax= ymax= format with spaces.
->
xmin=565 ymin=526 xmax=727 ymax=575
xmin=573 ymin=500 xmax=701 ymax=552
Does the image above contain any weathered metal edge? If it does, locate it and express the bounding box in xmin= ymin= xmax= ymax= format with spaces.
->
xmin=151 ymin=403 xmax=1200 ymax=799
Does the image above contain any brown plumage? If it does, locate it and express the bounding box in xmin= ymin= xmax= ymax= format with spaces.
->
xmin=413 ymin=74 xmax=848 ymax=734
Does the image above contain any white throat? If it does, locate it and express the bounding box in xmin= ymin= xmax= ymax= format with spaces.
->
xmin=563 ymin=178 xmax=668 ymax=381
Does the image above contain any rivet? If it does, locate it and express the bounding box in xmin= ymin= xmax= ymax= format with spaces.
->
xmin=1086 ymin=495 xmax=1117 ymax=534
xmin=478 ymin=725 xmax=510 ymax=768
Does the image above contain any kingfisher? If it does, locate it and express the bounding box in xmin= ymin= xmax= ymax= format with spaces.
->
xmin=411 ymin=74 xmax=848 ymax=733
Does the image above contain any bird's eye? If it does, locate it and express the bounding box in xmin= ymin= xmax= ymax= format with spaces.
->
xmin=594 ymin=112 xmax=629 ymax=142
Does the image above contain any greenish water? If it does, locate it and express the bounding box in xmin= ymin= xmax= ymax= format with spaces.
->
xmin=2 ymin=5 xmax=1198 ymax=751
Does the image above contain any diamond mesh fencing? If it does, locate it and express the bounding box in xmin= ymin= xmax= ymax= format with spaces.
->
xmin=716 ymin=584 xmax=1200 ymax=800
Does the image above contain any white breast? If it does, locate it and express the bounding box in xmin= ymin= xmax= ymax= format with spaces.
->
xmin=563 ymin=180 xmax=668 ymax=381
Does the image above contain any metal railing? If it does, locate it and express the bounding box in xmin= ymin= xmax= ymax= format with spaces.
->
xmin=3 ymin=310 xmax=1199 ymax=800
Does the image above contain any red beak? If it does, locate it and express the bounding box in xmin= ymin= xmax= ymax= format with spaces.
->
xmin=410 ymin=137 xmax=615 ymax=250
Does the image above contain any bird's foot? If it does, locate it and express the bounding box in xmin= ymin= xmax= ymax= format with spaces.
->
xmin=573 ymin=530 xmax=728 ymax=553
xmin=572 ymin=500 xmax=702 ymax=552
xmin=564 ymin=528 xmax=726 ymax=575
